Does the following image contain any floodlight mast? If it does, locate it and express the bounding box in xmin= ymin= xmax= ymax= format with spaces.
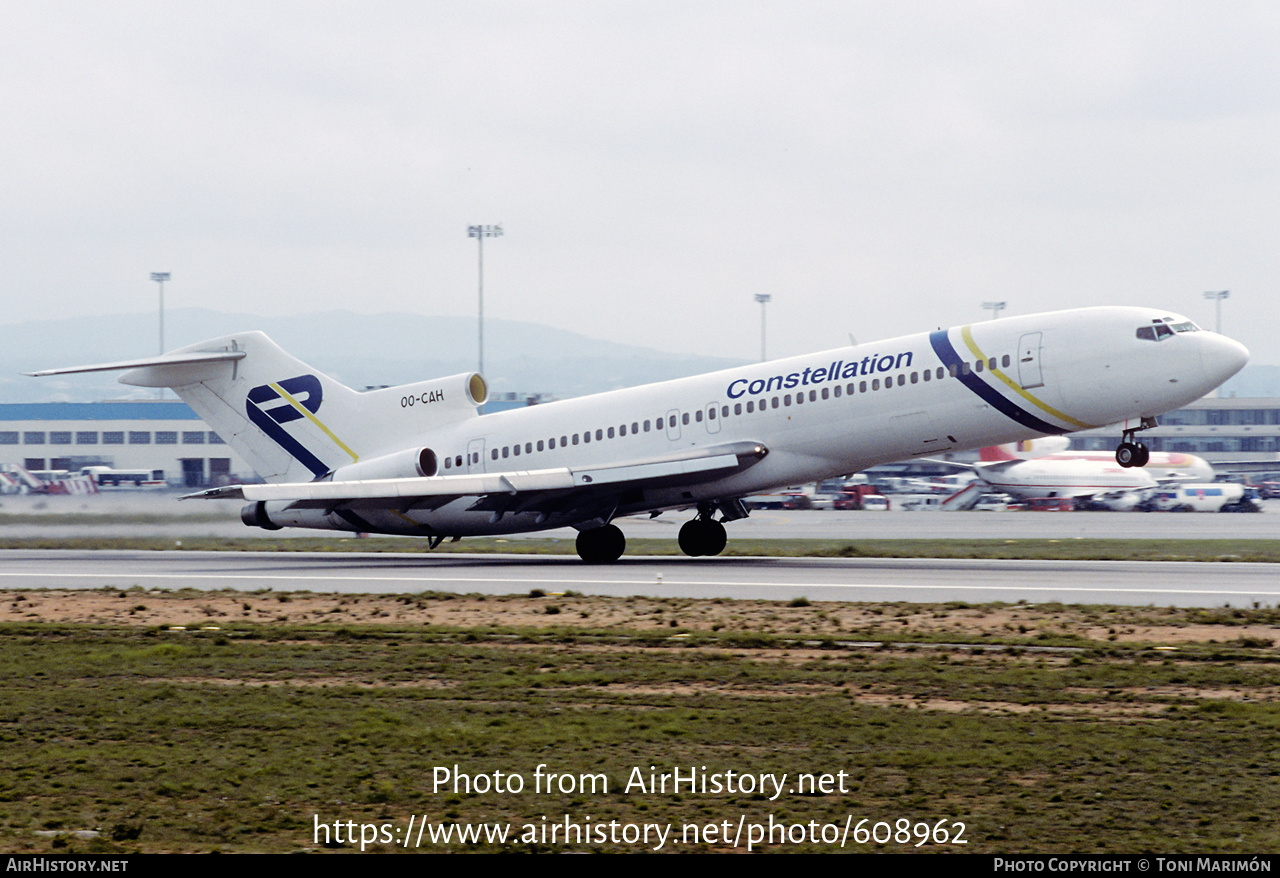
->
xmin=754 ymin=293 xmax=771 ymax=362
xmin=1203 ymin=290 xmax=1229 ymax=334
xmin=151 ymin=272 xmax=171 ymax=398
xmin=467 ymin=225 xmax=503 ymax=375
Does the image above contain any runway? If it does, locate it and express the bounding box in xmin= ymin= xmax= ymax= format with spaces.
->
xmin=3 ymin=549 xmax=1278 ymax=608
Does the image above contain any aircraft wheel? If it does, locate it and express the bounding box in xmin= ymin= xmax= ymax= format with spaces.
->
xmin=678 ymin=520 xmax=706 ymax=556
xmin=1115 ymin=442 xmax=1138 ymax=468
xmin=678 ymin=519 xmax=727 ymax=557
xmin=703 ymin=519 xmax=727 ymax=556
xmin=575 ymin=524 xmax=625 ymax=563
xmin=1134 ymin=443 xmax=1150 ymax=467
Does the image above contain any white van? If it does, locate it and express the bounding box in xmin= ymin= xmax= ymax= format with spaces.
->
xmin=1151 ymin=484 xmax=1259 ymax=513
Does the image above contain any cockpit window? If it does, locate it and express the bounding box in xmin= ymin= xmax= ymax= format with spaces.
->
xmin=1136 ymin=324 xmax=1176 ymax=342
xmin=1170 ymin=321 xmax=1200 ymax=333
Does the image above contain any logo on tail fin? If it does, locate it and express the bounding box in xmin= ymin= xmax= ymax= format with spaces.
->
xmin=246 ymin=375 xmax=331 ymax=477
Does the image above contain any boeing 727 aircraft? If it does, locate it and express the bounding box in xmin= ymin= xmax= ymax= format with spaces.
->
xmin=29 ymin=306 xmax=1248 ymax=562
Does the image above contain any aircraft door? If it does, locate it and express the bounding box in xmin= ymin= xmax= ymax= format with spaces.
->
xmin=665 ymin=409 xmax=681 ymax=442
xmin=1017 ymin=332 xmax=1044 ymax=389
xmin=467 ymin=438 xmax=486 ymax=473
xmin=704 ymin=402 xmax=721 ymax=434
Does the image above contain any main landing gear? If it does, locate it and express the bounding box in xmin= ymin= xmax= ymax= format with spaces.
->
xmin=1115 ymin=417 xmax=1158 ymax=468
xmin=575 ymin=524 xmax=626 ymax=564
xmin=678 ymin=504 xmax=729 ymax=557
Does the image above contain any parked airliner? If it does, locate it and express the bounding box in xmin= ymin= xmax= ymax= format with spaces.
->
xmin=934 ymin=441 xmax=1218 ymax=509
xmin=29 ymin=307 xmax=1248 ymax=562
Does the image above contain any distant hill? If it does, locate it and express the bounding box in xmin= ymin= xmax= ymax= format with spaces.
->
xmin=1 ymin=309 xmax=748 ymax=403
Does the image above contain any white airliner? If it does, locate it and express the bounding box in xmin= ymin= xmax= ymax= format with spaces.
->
xmin=980 ymin=438 xmax=1216 ymax=483
xmin=938 ymin=441 xmax=1218 ymax=510
xmin=29 ymin=306 xmax=1248 ymax=562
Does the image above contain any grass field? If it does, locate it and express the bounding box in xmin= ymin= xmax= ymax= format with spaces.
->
xmin=1 ymin=590 xmax=1277 ymax=853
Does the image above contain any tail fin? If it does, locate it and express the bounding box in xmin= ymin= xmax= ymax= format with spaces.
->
xmin=31 ymin=332 xmax=487 ymax=484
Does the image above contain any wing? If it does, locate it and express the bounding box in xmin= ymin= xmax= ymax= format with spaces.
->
xmin=185 ymin=440 xmax=769 ymax=525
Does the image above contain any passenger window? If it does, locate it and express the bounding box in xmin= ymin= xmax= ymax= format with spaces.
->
xmin=681 ymin=413 xmax=689 ymax=426
xmin=595 ymin=429 xmax=603 ymax=441
xmin=974 ymin=359 xmax=983 ymax=372
xmin=608 ymin=427 xmax=615 ymax=438
xmin=538 ymin=440 xmax=545 ymax=451
xmin=872 ymin=378 xmax=880 ymax=390
xmin=821 ymin=388 xmax=829 ymax=400
xmin=834 ymin=386 xmax=841 ymax=398
xmin=513 ymin=444 xmax=520 ymax=456
xmin=911 ymin=372 xmax=918 ymax=384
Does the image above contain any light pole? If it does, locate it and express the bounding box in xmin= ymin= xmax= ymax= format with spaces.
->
xmin=1203 ymin=290 xmax=1229 ymax=334
xmin=754 ymin=294 xmax=771 ymax=362
xmin=151 ymin=272 xmax=171 ymax=399
xmin=467 ymin=225 xmax=503 ymax=375
xmin=982 ymin=300 xmax=1006 ymax=320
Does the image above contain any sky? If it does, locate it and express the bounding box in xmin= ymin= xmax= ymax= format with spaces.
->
xmin=4 ymin=1 xmax=1278 ymax=365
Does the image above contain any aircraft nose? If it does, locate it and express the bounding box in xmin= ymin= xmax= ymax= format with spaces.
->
xmin=1202 ymin=333 xmax=1250 ymax=385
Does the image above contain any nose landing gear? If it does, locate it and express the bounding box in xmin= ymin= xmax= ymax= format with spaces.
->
xmin=1115 ymin=417 xmax=1158 ymax=468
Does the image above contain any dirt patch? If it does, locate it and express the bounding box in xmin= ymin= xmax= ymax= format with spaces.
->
xmin=3 ymin=588 xmax=1279 ymax=651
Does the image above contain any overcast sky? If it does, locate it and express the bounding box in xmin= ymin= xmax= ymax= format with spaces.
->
xmin=4 ymin=1 xmax=1278 ymax=366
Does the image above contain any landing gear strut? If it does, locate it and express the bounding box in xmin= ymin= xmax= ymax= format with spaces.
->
xmin=679 ymin=503 xmax=728 ymax=557
xmin=1115 ymin=417 xmax=1157 ymax=468
xmin=575 ymin=524 xmax=625 ymax=564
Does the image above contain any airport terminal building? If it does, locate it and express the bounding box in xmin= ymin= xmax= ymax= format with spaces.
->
xmin=0 ymin=400 xmax=247 ymax=488
xmin=3 ymin=395 xmax=1279 ymax=490
xmin=1069 ymin=396 xmax=1280 ymax=466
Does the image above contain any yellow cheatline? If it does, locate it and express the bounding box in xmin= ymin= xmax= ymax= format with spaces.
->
xmin=268 ymin=382 xmax=360 ymax=462
xmin=959 ymin=325 xmax=1096 ymax=431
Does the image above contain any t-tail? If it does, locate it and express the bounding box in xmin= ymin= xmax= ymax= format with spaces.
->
xmin=26 ymin=332 xmax=488 ymax=484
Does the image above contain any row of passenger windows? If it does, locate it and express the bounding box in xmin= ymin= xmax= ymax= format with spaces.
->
xmin=439 ymin=354 xmax=1013 ymax=472
xmin=1 ymin=431 xmax=224 ymax=446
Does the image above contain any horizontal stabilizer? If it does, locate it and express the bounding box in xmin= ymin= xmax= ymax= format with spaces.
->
xmin=25 ymin=350 xmax=247 ymax=377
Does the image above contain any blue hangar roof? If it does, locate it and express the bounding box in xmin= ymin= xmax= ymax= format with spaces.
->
xmin=0 ymin=401 xmax=202 ymax=422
